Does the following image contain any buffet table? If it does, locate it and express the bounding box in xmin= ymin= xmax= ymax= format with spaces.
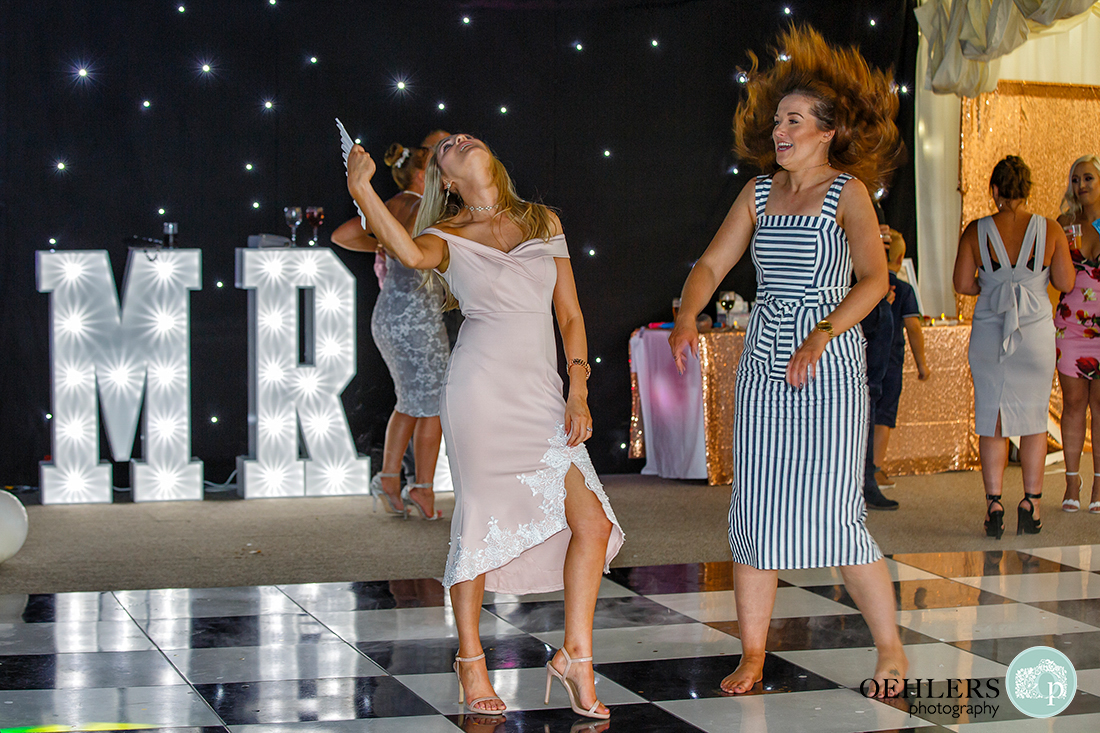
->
xmin=630 ymin=323 xmax=991 ymax=485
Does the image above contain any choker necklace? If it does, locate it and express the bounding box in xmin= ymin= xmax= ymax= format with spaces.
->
xmin=465 ymin=203 xmax=498 ymax=212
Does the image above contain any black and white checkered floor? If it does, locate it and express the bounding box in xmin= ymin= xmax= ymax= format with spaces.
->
xmin=3 ymin=546 xmax=1100 ymax=732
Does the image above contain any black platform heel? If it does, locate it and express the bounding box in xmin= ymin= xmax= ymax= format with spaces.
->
xmin=1017 ymin=492 xmax=1042 ymax=535
xmin=984 ymin=494 xmax=1004 ymax=539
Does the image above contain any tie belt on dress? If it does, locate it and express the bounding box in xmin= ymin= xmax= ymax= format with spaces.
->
xmin=983 ymin=271 xmax=1048 ymax=361
xmin=749 ymin=286 xmax=849 ymax=379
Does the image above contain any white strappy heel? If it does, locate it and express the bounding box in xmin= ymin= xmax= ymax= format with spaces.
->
xmin=1063 ymin=471 xmax=1081 ymax=512
xmin=369 ymin=472 xmax=407 ymax=517
xmin=1091 ymin=473 xmax=1100 ymax=514
xmin=545 ymin=648 xmax=610 ymax=720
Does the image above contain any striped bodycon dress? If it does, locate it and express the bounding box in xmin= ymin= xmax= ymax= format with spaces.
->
xmin=728 ymin=173 xmax=883 ymax=570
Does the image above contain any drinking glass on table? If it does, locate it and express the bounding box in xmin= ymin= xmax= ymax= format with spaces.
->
xmin=305 ymin=206 xmax=325 ymax=246
xmin=1065 ymin=224 xmax=1083 ymax=250
xmin=284 ymin=206 xmax=303 ymax=246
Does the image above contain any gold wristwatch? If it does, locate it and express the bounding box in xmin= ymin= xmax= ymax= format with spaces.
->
xmin=814 ymin=320 xmax=836 ymax=338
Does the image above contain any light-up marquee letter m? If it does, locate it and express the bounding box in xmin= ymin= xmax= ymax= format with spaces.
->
xmin=37 ymin=249 xmax=203 ymax=504
xmin=236 ymin=248 xmax=369 ymax=498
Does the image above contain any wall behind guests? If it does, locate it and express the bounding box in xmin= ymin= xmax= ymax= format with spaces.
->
xmin=0 ymin=1 xmax=918 ymax=485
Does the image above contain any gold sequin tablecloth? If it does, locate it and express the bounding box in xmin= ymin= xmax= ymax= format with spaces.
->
xmin=630 ymin=324 xmax=988 ymax=486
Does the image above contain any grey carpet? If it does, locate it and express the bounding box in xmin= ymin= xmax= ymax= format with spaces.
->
xmin=1 ymin=468 xmax=1098 ymax=595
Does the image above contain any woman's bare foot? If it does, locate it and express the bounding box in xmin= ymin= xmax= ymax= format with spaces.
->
xmin=720 ymin=653 xmax=764 ymax=694
xmin=407 ymin=484 xmax=440 ymax=519
xmin=552 ymin=650 xmax=609 ymax=717
xmin=869 ymin=647 xmax=908 ymax=698
xmin=457 ymin=656 xmax=506 ymax=714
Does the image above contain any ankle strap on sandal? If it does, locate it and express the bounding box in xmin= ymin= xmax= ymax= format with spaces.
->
xmin=377 ymin=472 xmax=401 ymax=478
xmin=1066 ymin=471 xmax=1079 ymax=476
xmin=408 ymin=482 xmax=433 ymax=489
xmin=1024 ymin=492 xmax=1042 ymax=499
xmin=455 ymin=652 xmax=485 ymax=663
xmin=986 ymin=494 xmax=1003 ymax=502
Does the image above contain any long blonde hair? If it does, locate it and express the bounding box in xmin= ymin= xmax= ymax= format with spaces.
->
xmin=414 ymin=139 xmax=556 ymax=310
xmin=1061 ymin=155 xmax=1100 ymax=220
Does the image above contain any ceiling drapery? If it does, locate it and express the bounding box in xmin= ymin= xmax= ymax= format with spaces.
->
xmin=916 ymin=0 xmax=1100 ymax=97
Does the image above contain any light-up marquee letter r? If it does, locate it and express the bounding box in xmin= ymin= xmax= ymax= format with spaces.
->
xmin=37 ymin=249 xmax=203 ymax=504
xmin=236 ymin=248 xmax=369 ymax=497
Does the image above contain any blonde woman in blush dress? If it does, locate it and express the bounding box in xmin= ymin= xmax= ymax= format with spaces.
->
xmin=345 ymin=134 xmax=623 ymax=719
xmin=1054 ymin=155 xmax=1100 ymax=514
xmin=953 ymin=156 xmax=1074 ymax=538
xmin=331 ymin=141 xmax=448 ymax=520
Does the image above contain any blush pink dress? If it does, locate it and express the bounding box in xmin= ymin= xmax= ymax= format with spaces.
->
xmin=425 ymin=227 xmax=624 ymax=594
xmin=1054 ymin=248 xmax=1100 ymax=379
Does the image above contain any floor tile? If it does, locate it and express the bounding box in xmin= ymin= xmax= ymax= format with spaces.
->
xmin=397 ymin=665 xmax=644 ymax=715
xmin=1021 ymin=545 xmax=1100 ymax=573
xmin=0 ymin=684 xmax=224 ymax=727
xmin=707 ymin=614 xmax=940 ymax=651
xmin=1027 ymin=598 xmax=1100 ymax=628
xmin=0 ymin=649 xmax=186 ymax=690
xmin=803 ymin=578 xmax=1014 ymax=611
xmin=0 ymin=592 xmax=132 ymax=623
xmin=950 ymin=630 xmax=1100 ymax=669
xmin=952 ymin=572 xmax=1100 ymax=603
xmin=193 ymin=676 xmax=437 ymax=724
xmin=948 ymin=713 xmax=1100 ymax=731
xmin=316 ymin=606 xmax=524 ymax=644
xmin=357 ymin=633 xmax=554 ymax=675
xmin=778 ymin=558 xmax=943 ymax=587
xmin=165 ymin=642 xmax=385 ymax=684
xmin=444 ymin=702 xmax=707 ymax=732
xmin=1079 ymin=667 xmax=1100 ymax=697
xmin=658 ymin=687 xmax=922 ymax=733
xmin=486 ymin=596 xmax=694 ymax=633
xmin=231 ymin=718 xmax=457 ymax=732
xmin=279 ymin=579 xmax=447 ymax=613
xmin=534 ymin=623 xmax=742 ymax=664
xmin=596 ymin=653 xmax=840 ymax=700
xmin=650 ymin=586 xmax=858 ymax=623
xmin=481 ymin=576 xmax=636 ymax=604
xmin=776 ymin=643 xmax=1008 ymax=690
xmin=896 ymin=603 xmax=1099 ymax=642
xmin=114 ymin=586 xmax=303 ymax=620
xmin=890 ymin=551 xmax=1077 ymax=579
xmin=142 ymin=613 xmax=343 ymax=650
xmin=606 ymin=562 xmax=750 ymax=594
xmin=0 ymin=621 xmax=155 ymax=654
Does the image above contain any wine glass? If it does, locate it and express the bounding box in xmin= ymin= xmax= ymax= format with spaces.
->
xmin=305 ymin=206 xmax=325 ymax=246
xmin=284 ymin=206 xmax=303 ymax=246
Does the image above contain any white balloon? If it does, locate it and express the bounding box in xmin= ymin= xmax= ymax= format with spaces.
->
xmin=0 ymin=491 xmax=29 ymax=563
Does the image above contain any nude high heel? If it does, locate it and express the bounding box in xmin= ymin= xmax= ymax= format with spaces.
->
xmin=402 ymin=482 xmax=443 ymax=520
xmin=454 ymin=652 xmax=505 ymax=715
xmin=544 ymin=648 xmax=610 ymax=720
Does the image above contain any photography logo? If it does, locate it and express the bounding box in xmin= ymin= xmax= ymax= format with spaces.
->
xmin=1006 ymin=646 xmax=1077 ymax=718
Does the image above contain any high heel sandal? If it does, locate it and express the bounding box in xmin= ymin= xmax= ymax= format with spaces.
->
xmin=369 ymin=472 xmax=407 ymax=518
xmin=984 ymin=494 xmax=1004 ymax=539
xmin=544 ymin=648 xmax=610 ymax=720
xmin=402 ymin=482 xmax=443 ymax=520
xmin=1017 ymin=491 xmax=1042 ymax=535
xmin=453 ymin=652 xmax=505 ymax=715
xmin=1090 ymin=473 xmax=1100 ymax=514
xmin=1063 ymin=472 xmax=1081 ymax=513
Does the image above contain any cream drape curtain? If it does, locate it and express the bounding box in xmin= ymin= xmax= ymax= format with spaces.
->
xmin=914 ymin=0 xmax=1100 ymax=316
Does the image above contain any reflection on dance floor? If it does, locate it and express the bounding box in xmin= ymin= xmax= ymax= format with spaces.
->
xmin=3 ymin=547 xmax=1100 ymax=731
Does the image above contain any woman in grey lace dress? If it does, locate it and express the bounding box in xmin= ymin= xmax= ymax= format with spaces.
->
xmin=332 ymin=141 xmax=450 ymax=519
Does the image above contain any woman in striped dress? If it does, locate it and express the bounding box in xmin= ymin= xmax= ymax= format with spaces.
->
xmin=669 ymin=26 xmax=906 ymax=697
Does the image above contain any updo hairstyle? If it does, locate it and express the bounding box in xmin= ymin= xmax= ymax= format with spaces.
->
xmin=384 ymin=143 xmax=429 ymax=191
xmin=989 ymin=155 xmax=1032 ymax=201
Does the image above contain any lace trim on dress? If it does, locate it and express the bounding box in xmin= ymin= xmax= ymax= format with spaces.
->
xmin=442 ymin=425 xmax=621 ymax=588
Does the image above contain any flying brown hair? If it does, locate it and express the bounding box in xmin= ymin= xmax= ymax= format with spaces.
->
xmin=733 ymin=25 xmax=902 ymax=191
